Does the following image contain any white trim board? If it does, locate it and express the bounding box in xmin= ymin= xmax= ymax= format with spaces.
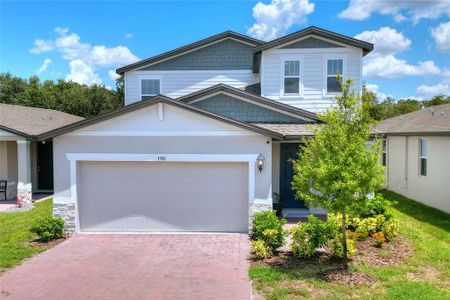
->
xmin=66 ymin=130 xmax=261 ymax=137
xmin=66 ymin=153 xmax=259 ymax=233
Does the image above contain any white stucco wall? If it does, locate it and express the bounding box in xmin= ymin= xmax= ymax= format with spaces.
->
xmin=386 ymin=135 xmax=450 ymax=214
xmin=53 ymin=103 xmax=273 ymax=210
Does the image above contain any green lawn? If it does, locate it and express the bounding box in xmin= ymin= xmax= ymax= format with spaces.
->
xmin=0 ymin=199 xmax=53 ymax=272
xmin=250 ymin=191 xmax=450 ymax=299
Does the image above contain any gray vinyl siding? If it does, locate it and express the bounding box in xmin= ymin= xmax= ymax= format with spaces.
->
xmin=141 ymin=39 xmax=254 ymax=70
xmin=192 ymin=94 xmax=305 ymax=123
xmin=281 ymin=37 xmax=343 ymax=49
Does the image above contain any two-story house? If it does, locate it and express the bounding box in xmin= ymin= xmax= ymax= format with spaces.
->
xmin=41 ymin=26 xmax=373 ymax=233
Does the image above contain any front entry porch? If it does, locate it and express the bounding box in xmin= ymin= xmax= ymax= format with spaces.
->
xmin=273 ymin=142 xmax=326 ymax=220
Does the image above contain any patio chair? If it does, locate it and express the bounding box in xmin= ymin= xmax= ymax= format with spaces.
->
xmin=0 ymin=180 xmax=7 ymax=201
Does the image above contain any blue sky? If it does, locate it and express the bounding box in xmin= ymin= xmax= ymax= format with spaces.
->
xmin=1 ymin=0 xmax=449 ymax=99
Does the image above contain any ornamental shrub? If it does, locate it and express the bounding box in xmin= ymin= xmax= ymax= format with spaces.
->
xmin=291 ymin=224 xmax=316 ymax=258
xmin=372 ymin=232 xmax=386 ymax=247
xmin=290 ymin=216 xmax=339 ymax=258
xmin=361 ymin=194 xmax=395 ymax=220
xmin=250 ymin=240 xmax=272 ymax=259
xmin=331 ymin=234 xmax=357 ymax=258
xmin=251 ymin=210 xmax=286 ymax=251
xmin=31 ymin=217 xmax=65 ymax=242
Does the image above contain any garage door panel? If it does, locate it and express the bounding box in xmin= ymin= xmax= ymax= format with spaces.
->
xmin=78 ymin=161 xmax=248 ymax=232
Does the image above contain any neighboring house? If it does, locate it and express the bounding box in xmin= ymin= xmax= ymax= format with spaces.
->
xmin=374 ymin=104 xmax=450 ymax=214
xmin=0 ymin=104 xmax=83 ymax=204
xmin=39 ymin=26 xmax=373 ymax=233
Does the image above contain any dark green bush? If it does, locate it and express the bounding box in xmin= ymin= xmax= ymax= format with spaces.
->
xmin=251 ymin=210 xmax=286 ymax=251
xmin=359 ymin=194 xmax=396 ymax=220
xmin=31 ymin=217 xmax=65 ymax=242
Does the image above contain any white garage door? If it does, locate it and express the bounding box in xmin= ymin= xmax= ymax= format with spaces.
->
xmin=77 ymin=161 xmax=248 ymax=232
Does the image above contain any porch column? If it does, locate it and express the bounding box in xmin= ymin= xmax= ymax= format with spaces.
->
xmin=17 ymin=140 xmax=32 ymax=207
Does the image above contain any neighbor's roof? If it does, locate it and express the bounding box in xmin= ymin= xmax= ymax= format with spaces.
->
xmin=116 ymin=31 xmax=264 ymax=75
xmin=38 ymin=95 xmax=284 ymax=141
xmin=373 ymin=104 xmax=450 ymax=136
xmin=0 ymin=104 xmax=84 ymax=137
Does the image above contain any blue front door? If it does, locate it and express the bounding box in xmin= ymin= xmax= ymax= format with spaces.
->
xmin=280 ymin=143 xmax=306 ymax=209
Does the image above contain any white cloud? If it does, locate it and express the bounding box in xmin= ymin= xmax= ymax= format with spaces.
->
xmin=339 ymin=0 xmax=450 ymax=24
xmin=355 ymin=27 xmax=440 ymax=79
xmin=36 ymin=58 xmax=52 ymax=74
xmin=108 ymin=70 xmax=121 ymax=81
xmin=431 ymin=21 xmax=450 ymax=52
xmin=247 ymin=0 xmax=315 ymax=41
xmin=416 ymin=83 xmax=450 ymax=97
xmin=365 ymin=83 xmax=389 ymax=100
xmin=363 ymin=55 xmax=440 ymax=79
xmin=125 ymin=33 xmax=133 ymax=39
xmin=30 ymin=27 xmax=139 ymax=85
xmin=66 ymin=59 xmax=102 ymax=85
xmin=354 ymin=27 xmax=411 ymax=56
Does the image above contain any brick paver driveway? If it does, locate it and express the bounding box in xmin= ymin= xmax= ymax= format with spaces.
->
xmin=0 ymin=234 xmax=251 ymax=300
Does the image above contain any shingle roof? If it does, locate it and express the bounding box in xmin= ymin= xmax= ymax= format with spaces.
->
xmin=116 ymin=31 xmax=264 ymax=75
xmin=373 ymin=104 xmax=450 ymax=136
xmin=0 ymin=104 xmax=84 ymax=137
xmin=253 ymin=123 xmax=320 ymax=138
xmin=178 ymin=83 xmax=320 ymax=122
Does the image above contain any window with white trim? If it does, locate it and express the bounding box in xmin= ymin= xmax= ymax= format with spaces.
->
xmin=326 ymin=59 xmax=343 ymax=93
xmin=141 ymin=79 xmax=160 ymax=100
xmin=419 ymin=139 xmax=427 ymax=176
xmin=382 ymin=139 xmax=387 ymax=166
xmin=283 ymin=60 xmax=301 ymax=95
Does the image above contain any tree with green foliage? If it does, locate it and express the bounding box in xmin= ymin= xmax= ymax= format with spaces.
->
xmin=292 ymin=79 xmax=385 ymax=268
xmin=0 ymin=72 xmax=124 ymax=118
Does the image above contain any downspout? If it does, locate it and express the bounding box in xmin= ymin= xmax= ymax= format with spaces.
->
xmin=404 ymin=136 xmax=408 ymax=191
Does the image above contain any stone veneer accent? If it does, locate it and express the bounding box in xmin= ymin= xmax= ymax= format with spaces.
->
xmin=53 ymin=203 xmax=77 ymax=232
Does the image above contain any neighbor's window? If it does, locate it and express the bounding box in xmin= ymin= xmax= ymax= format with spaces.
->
xmin=283 ymin=60 xmax=300 ymax=94
xmin=326 ymin=59 xmax=343 ymax=93
xmin=382 ymin=139 xmax=387 ymax=166
xmin=419 ymin=139 xmax=427 ymax=176
xmin=141 ymin=79 xmax=160 ymax=100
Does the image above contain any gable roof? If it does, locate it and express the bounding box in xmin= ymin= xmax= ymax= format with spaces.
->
xmin=38 ymin=95 xmax=283 ymax=141
xmin=0 ymin=104 xmax=84 ymax=138
xmin=374 ymin=104 xmax=450 ymax=136
xmin=116 ymin=31 xmax=264 ymax=75
xmin=254 ymin=26 xmax=373 ymax=54
xmin=177 ymin=84 xmax=320 ymax=122
xmin=252 ymin=27 xmax=373 ymax=73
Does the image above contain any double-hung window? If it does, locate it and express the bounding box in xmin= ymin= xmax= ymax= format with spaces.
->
xmin=419 ymin=139 xmax=427 ymax=176
xmin=283 ymin=60 xmax=301 ymax=95
xmin=326 ymin=59 xmax=344 ymax=93
xmin=141 ymin=78 xmax=161 ymax=100
xmin=382 ymin=139 xmax=387 ymax=166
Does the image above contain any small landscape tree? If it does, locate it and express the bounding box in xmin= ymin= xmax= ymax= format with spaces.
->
xmin=292 ymin=78 xmax=385 ymax=268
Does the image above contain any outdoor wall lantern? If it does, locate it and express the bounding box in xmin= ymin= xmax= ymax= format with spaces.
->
xmin=256 ymin=154 xmax=265 ymax=173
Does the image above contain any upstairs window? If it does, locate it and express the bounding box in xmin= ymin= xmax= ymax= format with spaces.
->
xmin=283 ymin=60 xmax=301 ymax=95
xmin=419 ymin=139 xmax=427 ymax=176
xmin=326 ymin=59 xmax=344 ymax=93
xmin=141 ymin=79 xmax=160 ymax=100
xmin=382 ymin=139 xmax=387 ymax=166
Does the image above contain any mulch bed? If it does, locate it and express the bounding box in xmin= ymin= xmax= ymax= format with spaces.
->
xmin=353 ymin=235 xmax=414 ymax=267
xmin=319 ymin=267 xmax=376 ymax=285
xmin=27 ymin=236 xmax=69 ymax=250
xmin=251 ymin=235 xmax=414 ymax=285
